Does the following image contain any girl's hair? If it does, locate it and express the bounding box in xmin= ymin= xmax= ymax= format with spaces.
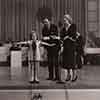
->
xmin=64 ymin=14 xmax=72 ymax=24
xmin=30 ymin=30 xmax=38 ymax=40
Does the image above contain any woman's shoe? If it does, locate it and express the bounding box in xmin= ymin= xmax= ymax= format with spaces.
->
xmin=46 ymin=77 xmax=53 ymax=80
xmin=65 ymin=74 xmax=71 ymax=81
xmin=52 ymin=78 xmax=58 ymax=81
xmin=71 ymin=75 xmax=78 ymax=82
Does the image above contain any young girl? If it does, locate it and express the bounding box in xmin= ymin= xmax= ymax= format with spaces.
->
xmin=15 ymin=30 xmax=41 ymax=83
xmin=28 ymin=30 xmax=41 ymax=83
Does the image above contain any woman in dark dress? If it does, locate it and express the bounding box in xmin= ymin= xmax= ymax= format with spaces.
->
xmin=60 ymin=14 xmax=77 ymax=82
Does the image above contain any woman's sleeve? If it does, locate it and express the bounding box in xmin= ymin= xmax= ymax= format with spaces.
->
xmin=60 ymin=28 xmax=64 ymax=40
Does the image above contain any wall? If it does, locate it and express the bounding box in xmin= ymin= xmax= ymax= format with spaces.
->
xmin=86 ymin=0 xmax=99 ymax=35
xmin=85 ymin=0 xmax=100 ymax=47
xmin=0 ymin=0 xmax=85 ymax=42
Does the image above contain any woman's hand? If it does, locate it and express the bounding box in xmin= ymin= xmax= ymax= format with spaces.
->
xmin=59 ymin=46 xmax=63 ymax=55
xmin=42 ymin=36 xmax=50 ymax=40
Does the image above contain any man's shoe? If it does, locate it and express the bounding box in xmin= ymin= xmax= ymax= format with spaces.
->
xmin=56 ymin=80 xmax=65 ymax=84
xmin=46 ymin=77 xmax=53 ymax=80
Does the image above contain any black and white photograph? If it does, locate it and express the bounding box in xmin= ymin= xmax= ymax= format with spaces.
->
xmin=0 ymin=0 xmax=99 ymax=99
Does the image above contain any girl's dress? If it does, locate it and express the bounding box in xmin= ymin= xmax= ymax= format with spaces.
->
xmin=28 ymin=40 xmax=41 ymax=81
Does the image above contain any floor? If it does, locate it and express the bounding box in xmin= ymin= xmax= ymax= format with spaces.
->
xmin=0 ymin=65 xmax=100 ymax=89
xmin=0 ymin=89 xmax=100 ymax=100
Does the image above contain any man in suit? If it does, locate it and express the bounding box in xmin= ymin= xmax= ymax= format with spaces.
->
xmin=42 ymin=18 xmax=61 ymax=81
